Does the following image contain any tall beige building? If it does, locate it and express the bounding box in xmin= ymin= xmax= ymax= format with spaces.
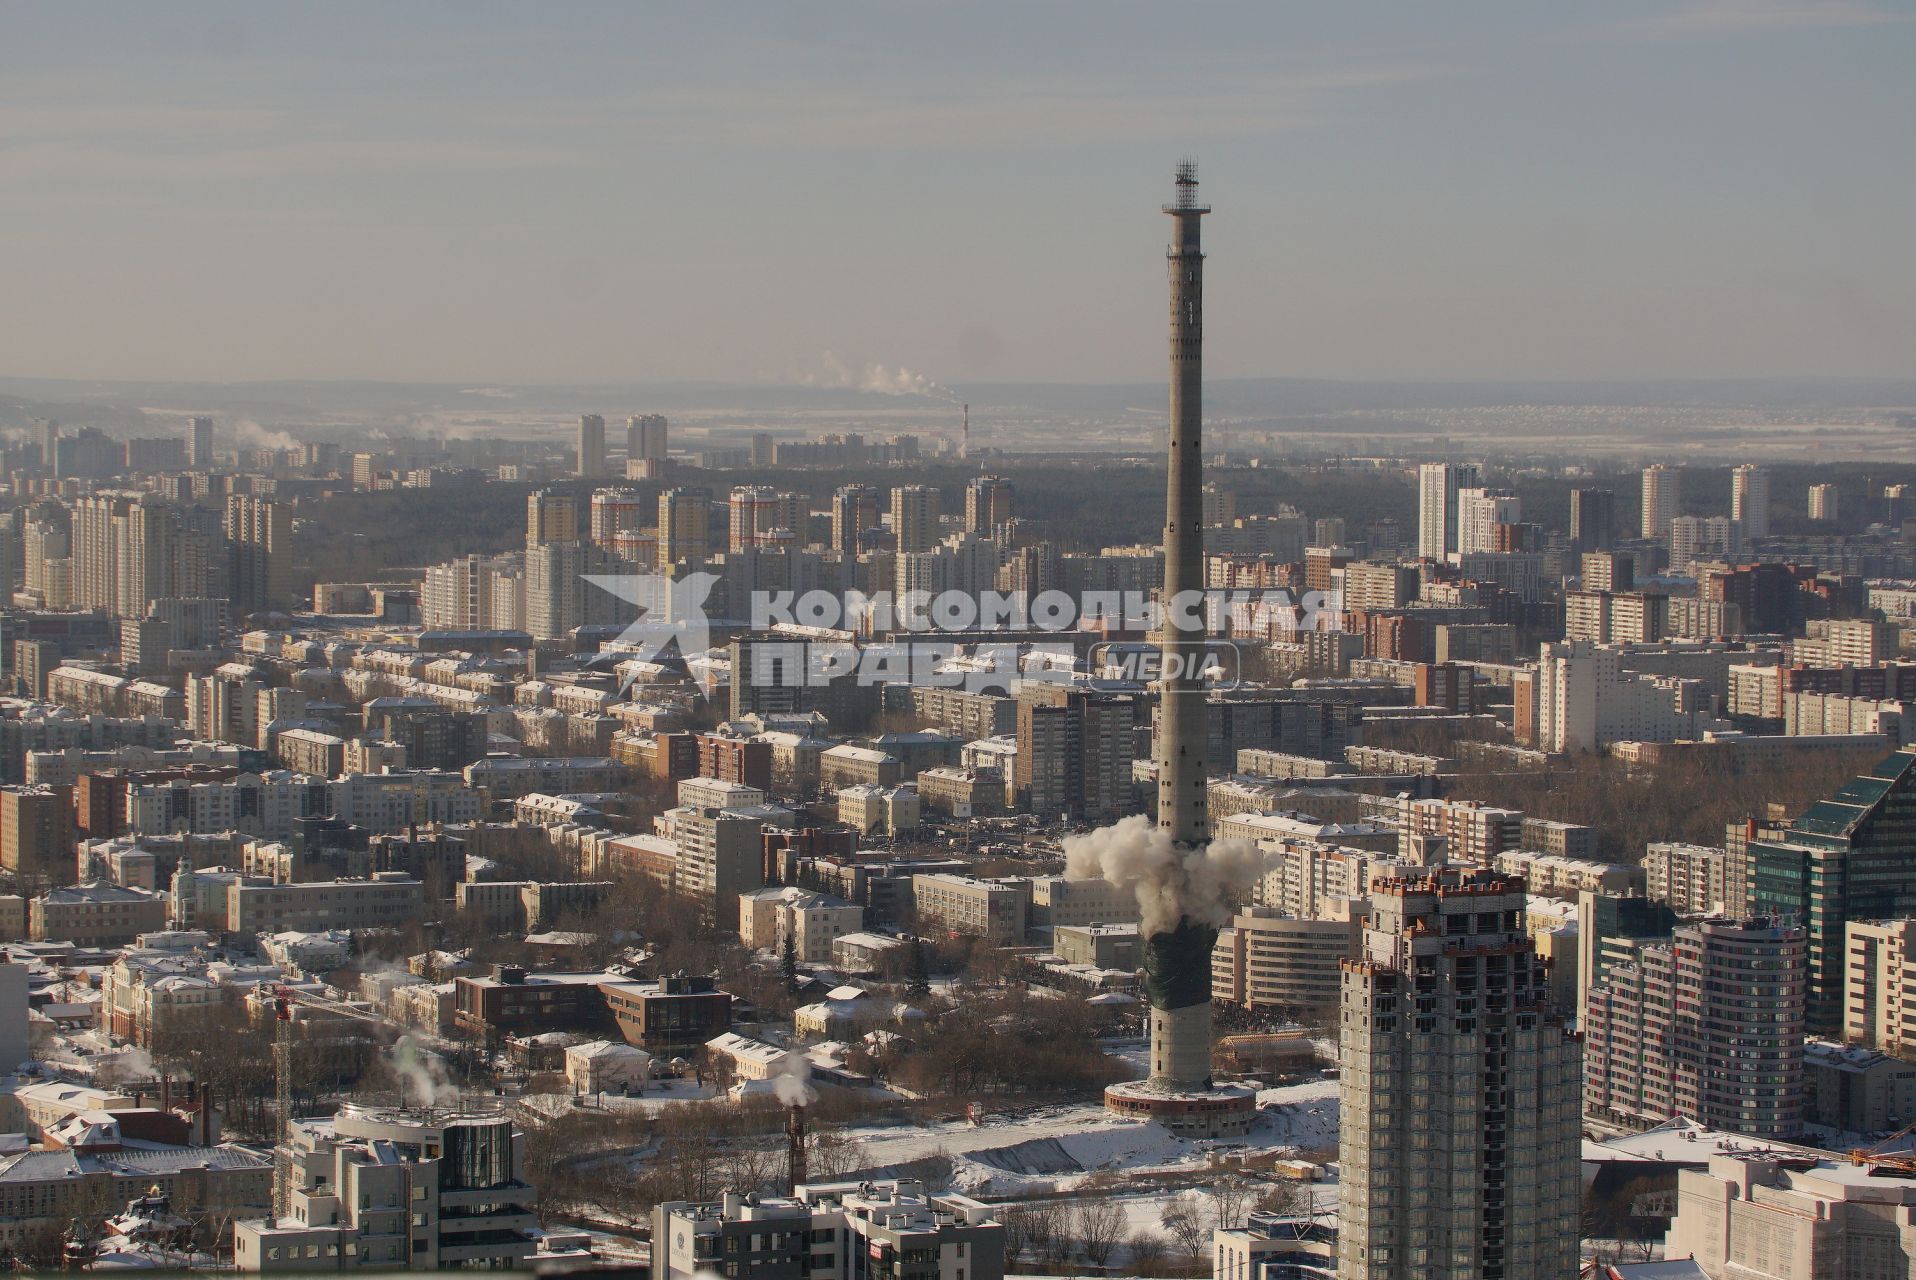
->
xmin=1809 ymin=481 xmax=1841 ymax=522
xmin=1337 ymin=867 xmax=1581 ymax=1280
xmin=657 ymin=488 xmax=710 ymax=568
xmin=964 ymin=475 xmax=1013 ymax=533
xmin=627 ymin=413 xmax=668 ymax=462
xmin=525 ymin=490 xmax=579 ymax=546
xmin=1846 ymin=918 xmax=1916 ymax=1057
xmin=225 ymin=496 xmax=289 ymax=613
xmin=1732 ymin=462 xmax=1771 ymax=539
xmin=575 ymin=413 xmax=607 ymax=478
xmin=890 ymin=484 xmax=938 ymax=554
xmin=1641 ymin=463 xmax=1680 ymax=540
xmin=727 ymin=486 xmax=801 ymax=551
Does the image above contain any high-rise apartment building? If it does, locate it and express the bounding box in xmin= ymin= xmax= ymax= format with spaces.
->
xmin=1337 ymin=867 xmax=1581 ymax=1280
xmin=1669 ymin=514 xmax=1742 ymax=574
xmin=575 ymin=413 xmax=607 ymax=478
xmin=829 ymin=484 xmax=881 ymax=557
xmin=1575 ymin=890 xmax=1680 ymax=1030
xmin=525 ymin=491 xmax=579 ymax=546
xmin=1752 ymin=748 xmax=1916 ymax=1030
xmin=627 ymin=413 xmax=668 ymax=463
xmin=587 ymin=488 xmax=648 ymax=545
xmin=1732 ymin=463 xmax=1771 ymax=539
xmin=225 ymin=496 xmax=289 ymax=614
xmin=964 ymin=475 xmax=1014 ymax=533
xmin=1570 ymin=487 xmax=1615 ymax=552
xmin=889 ymin=484 xmax=938 ymax=554
xmin=1641 ymin=463 xmax=1680 ymax=540
xmin=1809 ymin=481 xmax=1841 ymax=522
xmin=727 ymin=486 xmax=801 ymax=551
xmin=1844 ymin=918 xmax=1916 ymax=1058
xmin=1583 ymin=915 xmax=1805 ymax=1138
xmin=1013 ymin=686 xmax=1133 ymax=823
xmin=1417 ymin=462 xmax=1480 ymax=559
xmin=657 ymin=488 xmax=711 ymax=568
xmin=186 ymin=415 xmax=214 ymax=468
xmin=1455 ymin=488 xmax=1521 ymax=557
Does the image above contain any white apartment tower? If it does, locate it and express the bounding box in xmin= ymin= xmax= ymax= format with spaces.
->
xmin=1732 ymin=463 xmax=1771 ymax=539
xmin=1455 ymin=488 xmax=1521 ymax=557
xmin=186 ymin=415 xmax=214 ymax=469
xmin=1641 ymin=463 xmax=1680 ymax=540
xmin=1417 ymin=462 xmax=1480 ymax=559
xmin=1337 ymin=867 xmax=1581 ymax=1280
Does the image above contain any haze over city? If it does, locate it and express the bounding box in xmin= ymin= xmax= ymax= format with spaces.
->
xmin=5 ymin=1 xmax=1915 ymax=386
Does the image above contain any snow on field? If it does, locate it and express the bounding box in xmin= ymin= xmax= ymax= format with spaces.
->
xmin=836 ymin=1076 xmax=1340 ymax=1196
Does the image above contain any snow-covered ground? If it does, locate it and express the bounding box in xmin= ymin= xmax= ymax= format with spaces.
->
xmin=832 ymin=1076 xmax=1340 ymax=1196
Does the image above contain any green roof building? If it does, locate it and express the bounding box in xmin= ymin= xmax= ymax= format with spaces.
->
xmin=1751 ymin=749 xmax=1916 ymax=1030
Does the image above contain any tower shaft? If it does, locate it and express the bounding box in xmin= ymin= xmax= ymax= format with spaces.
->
xmin=1157 ymin=166 xmax=1211 ymax=847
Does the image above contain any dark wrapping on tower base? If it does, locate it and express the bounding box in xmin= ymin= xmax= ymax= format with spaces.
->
xmin=1143 ymin=918 xmax=1217 ymax=1011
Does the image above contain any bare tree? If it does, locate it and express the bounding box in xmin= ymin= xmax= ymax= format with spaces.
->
xmin=1073 ymin=1198 xmax=1128 ymax=1271
xmin=1126 ymin=1229 xmax=1171 ymax=1277
xmin=1210 ymin=1175 xmax=1253 ymax=1232
xmin=1024 ymin=1202 xmax=1067 ymax=1268
xmin=1159 ymin=1191 xmax=1208 ymax=1265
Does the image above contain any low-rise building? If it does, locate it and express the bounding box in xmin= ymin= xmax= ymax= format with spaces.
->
xmin=1212 ymin=905 xmax=1360 ymax=1018
xmin=651 ymin=1181 xmax=1005 ymax=1280
xmin=1491 ymin=850 xmax=1641 ymax=899
xmin=234 ymin=1104 xmax=538 ymax=1271
xmin=1029 ymin=876 xmax=1140 ymax=931
xmin=224 ymin=874 xmax=424 ymax=935
xmin=911 ymin=874 xmax=1029 ymax=945
xmin=31 ymin=882 xmax=167 ymax=946
xmin=1052 ymin=922 xmax=1141 ymax=970
xmin=1643 ymin=841 xmax=1746 ymax=917
xmin=1805 ymin=1039 xmax=1916 ymax=1135
xmin=1663 ymin=1153 xmax=1916 ymax=1279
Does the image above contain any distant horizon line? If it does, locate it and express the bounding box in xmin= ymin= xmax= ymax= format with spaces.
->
xmin=4 ymin=372 xmax=1914 ymax=395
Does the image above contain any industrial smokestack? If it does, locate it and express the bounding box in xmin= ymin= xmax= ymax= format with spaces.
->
xmin=786 ymin=1102 xmax=808 ymax=1194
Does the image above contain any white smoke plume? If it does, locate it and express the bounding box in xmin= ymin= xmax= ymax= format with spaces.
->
xmin=93 ymin=1046 xmax=156 ymax=1086
xmin=772 ymin=1050 xmax=816 ymax=1108
xmin=389 ymin=1034 xmax=460 ymax=1109
xmin=806 ymin=351 xmax=957 ymax=401
xmin=1062 ymin=814 xmax=1267 ymax=938
xmin=229 ymin=418 xmax=300 ymax=451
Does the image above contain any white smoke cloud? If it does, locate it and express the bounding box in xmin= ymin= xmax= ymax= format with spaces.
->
xmin=1062 ymin=814 xmax=1266 ymax=938
xmin=229 ymin=418 xmax=300 ymax=451
xmin=388 ymin=1034 xmax=460 ymax=1109
xmin=805 ymin=351 xmax=957 ymax=401
xmin=772 ymin=1050 xmax=816 ymax=1108
xmin=94 ymin=1045 xmax=156 ymax=1086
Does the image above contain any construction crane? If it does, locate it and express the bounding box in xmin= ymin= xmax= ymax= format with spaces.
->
xmin=1849 ymin=1118 xmax=1916 ymax=1174
xmin=271 ymin=985 xmax=394 ymax=1219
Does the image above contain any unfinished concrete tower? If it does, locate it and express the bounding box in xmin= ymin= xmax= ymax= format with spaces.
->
xmin=1104 ymin=162 xmax=1255 ymax=1138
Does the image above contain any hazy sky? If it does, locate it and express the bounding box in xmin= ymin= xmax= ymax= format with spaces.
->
xmin=3 ymin=2 xmax=1913 ymax=386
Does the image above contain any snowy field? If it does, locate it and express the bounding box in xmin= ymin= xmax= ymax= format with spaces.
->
xmin=832 ymin=1076 xmax=1340 ymax=1196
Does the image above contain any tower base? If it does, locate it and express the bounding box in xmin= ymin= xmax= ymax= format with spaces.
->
xmin=1104 ymin=1079 xmax=1256 ymax=1139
